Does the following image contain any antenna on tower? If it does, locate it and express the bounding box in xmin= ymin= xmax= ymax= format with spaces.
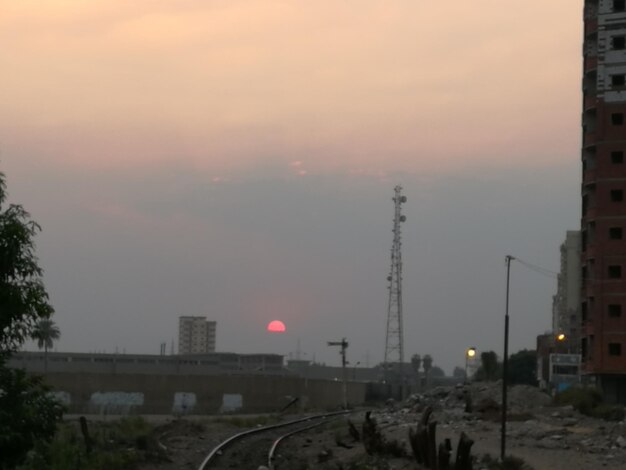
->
xmin=384 ymin=185 xmax=407 ymax=382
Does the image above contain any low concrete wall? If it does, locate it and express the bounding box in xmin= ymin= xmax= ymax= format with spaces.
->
xmin=43 ymin=373 xmax=367 ymax=414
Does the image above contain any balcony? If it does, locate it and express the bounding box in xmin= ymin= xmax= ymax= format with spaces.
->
xmin=584 ymin=3 xmax=598 ymax=20
xmin=585 ymin=19 xmax=598 ymax=36
xmin=583 ymin=168 xmax=597 ymax=184
xmin=583 ymin=205 xmax=599 ymax=221
xmin=584 ymin=56 xmax=598 ymax=73
xmin=583 ymin=129 xmax=598 ymax=145
xmin=584 ymin=94 xmax=597 ymax=110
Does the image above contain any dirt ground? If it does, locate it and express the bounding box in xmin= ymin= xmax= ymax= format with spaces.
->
xmin=132 ymin=384 xmax=626 ymax=469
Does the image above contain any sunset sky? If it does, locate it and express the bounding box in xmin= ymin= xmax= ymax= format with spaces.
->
xmin=1 ymin=1 xmax=582 ymax=372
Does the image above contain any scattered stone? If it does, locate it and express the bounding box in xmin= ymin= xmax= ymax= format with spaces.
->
xmin=317 ymin=449 xmax=333 ymax=463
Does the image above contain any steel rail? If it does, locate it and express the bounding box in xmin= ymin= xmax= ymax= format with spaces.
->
xmin=267 ymin=415 xmax=346 ymax=469
xmin=197 ymin=410 xmax=351 ymax=470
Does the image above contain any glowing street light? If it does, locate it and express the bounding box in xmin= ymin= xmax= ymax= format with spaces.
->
xmin=556 ymin=333 xmax=566 ymax=342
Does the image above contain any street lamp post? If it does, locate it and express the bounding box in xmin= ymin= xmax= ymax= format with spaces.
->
xmin=465 ymin=347 xmax=476 ymax=384
xmin=501 ymin=255 xmax=515 ymax=461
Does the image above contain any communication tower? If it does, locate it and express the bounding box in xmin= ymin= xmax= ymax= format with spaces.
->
xmin=384 ymin=185 xmax=407 ymax=369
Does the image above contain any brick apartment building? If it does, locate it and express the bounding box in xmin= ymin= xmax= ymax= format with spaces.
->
xmin=581 ymin=0 xmax=626 ymax=403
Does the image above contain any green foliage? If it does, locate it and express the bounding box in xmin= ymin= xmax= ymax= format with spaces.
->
xmin=17 ymin=417 xmax=167 ymax=470
xmin=590 ymin=403 xmax=625 ymax=421
xmin=430 ymin=366 xmax=445 ymax=378
xmin=452 ymin=366 xmax=465 ymax=378
xmin=32 ymin=318 xmax=60 ymax=352
xmin=474 ymin=351 xmax=501 ymax=381
xmin=0 ymin=172 xmax=54 ymax=357
xmin=0 ymin=368 xmax=64 ymax=469
xmin=507 ymin=349 xmax=538 ymax=386
xmin=474 ymin=350 xmax=537 ymax=385
xmin=0 ymin=171 xmax=61 ymax=468
xmin=553 ymin=386 xmax=624 ymax=421
xmin=422 ymin=354 xmax=433 ymax=372
xmin=554 ymin=386 xmax=603 ymax=415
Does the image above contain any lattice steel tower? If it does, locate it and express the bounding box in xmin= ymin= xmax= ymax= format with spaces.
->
xmin=384 ymin=185 xmax=407 ymax=367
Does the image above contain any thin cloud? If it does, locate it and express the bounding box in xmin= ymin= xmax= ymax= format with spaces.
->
xmin=1 ymin=0 xmax=580 ymax=175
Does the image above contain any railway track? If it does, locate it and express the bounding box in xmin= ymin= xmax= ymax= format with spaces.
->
xmin=197 ymin=410 xmax=355 ymax=470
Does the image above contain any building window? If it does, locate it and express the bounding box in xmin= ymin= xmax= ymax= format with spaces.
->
xmin=608 ymin=265 xmax=622 ymax=279
xmin=609 ymin=343 xmax=622 ymax=356
xmin=612 ymin=74 xmax=626 ymax=87
xmin=553 ymin=365 xmax=579 ymax=375
xmin=612 ymin=113 xmax=625 ymax=125
xmin=614 ymin=0 xmax=626 ymax=12
xmin=609 ymin=227 xmax=623 ymax=239
xmin=582 ymin=301 xmax=588 ymax=322
xmin=612 ymin=151 xmax=624 ymax=164
xmin=610 ymin=189 xmax=624 ymax=201
xmin=608 ymin=304 xmax=622 ymax=317
xmin=613 ymin=36 xmax=626 ymax=50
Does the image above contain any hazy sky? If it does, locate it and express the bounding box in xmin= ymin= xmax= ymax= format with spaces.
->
xmin=1 ymin=1 xmax=582 ymax=373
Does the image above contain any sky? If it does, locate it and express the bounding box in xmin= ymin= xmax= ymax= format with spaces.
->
xmin=1 ymin=1 xmax=583 ymax=374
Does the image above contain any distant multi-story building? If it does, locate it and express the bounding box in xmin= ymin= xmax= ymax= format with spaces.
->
xmin=581 ymin=0 xmax=626 ymax=403
xmin=552 ymin=231 xmax=582 ymax=351
xmin=178 ymin=316 xmax=216 ymax=354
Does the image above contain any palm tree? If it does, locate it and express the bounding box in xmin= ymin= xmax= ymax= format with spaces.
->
xmin=32 ymin=318 xmax=60 ymax=372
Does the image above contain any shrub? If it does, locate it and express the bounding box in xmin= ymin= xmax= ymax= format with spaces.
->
xmin=591 ymin=404 xmax=625 ymax=422
xmin=553 ymin=386 xmax=625 ymax=421
xmin=553 ymin=387 xmax=603 ymax=415
xmin=16 ymin=418 xmax=167 ymax=470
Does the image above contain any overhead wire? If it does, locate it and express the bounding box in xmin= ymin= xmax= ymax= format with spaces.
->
xmin=513 ymin=257 xmax=559 ymax=279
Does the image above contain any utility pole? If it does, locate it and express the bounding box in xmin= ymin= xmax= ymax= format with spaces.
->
xmin=501 ymin=255 xmax=515 ymax=461
xmin=328 ymin=338 xmax=349 ymax=409
xmin=384 ymin=186 xmax=407 ymax=391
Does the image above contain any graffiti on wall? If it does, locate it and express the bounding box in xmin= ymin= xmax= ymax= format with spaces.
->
xmin=172 ymin=392 xmax=197 ymax=414
xmin=89 ymin=391 xmax=144 ymax=414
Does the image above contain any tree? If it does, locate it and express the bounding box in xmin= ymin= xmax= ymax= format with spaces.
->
xmin=411 ymin=354 xmax=422 ymax=389
xmin=453 ymin=366 xmax=466 ymax=379
xmin=430 ymin=366 xmax=445 ymax=378
xmin=474 ymin=351 xmax=501 ymax=381
xmin=0 ymin=172 xmax=54 ymax=356
xmin=32 ymin=318 xmax=60 ymax=372
xmin=411 ymin=354 xmax=421 ymax=374
xmin=0 ymin=171 xmax=62 ymax=467
xmin=422 ymin=354 xmax=433 ymax=387
xmin=0 ymin=368 xmax=63 ymax=469
xmin=507 ymin=349 xmax=538 ymax=386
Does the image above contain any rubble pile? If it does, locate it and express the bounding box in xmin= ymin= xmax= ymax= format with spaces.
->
xmin=396 ymin=383 xmax=626 ymax=468
xmin=405 ymin=382 xmax=551 ymax=414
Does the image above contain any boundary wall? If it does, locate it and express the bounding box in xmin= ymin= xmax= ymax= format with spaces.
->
xmin=43 ymin=372 xmax=367 ymax=414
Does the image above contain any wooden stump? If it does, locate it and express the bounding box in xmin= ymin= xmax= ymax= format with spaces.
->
xmin=409 ymin=407 xmax=474 ymax=470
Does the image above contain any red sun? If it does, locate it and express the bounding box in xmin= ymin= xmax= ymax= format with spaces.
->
xmin=267 ymin=320 xmax=286 ymax=332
